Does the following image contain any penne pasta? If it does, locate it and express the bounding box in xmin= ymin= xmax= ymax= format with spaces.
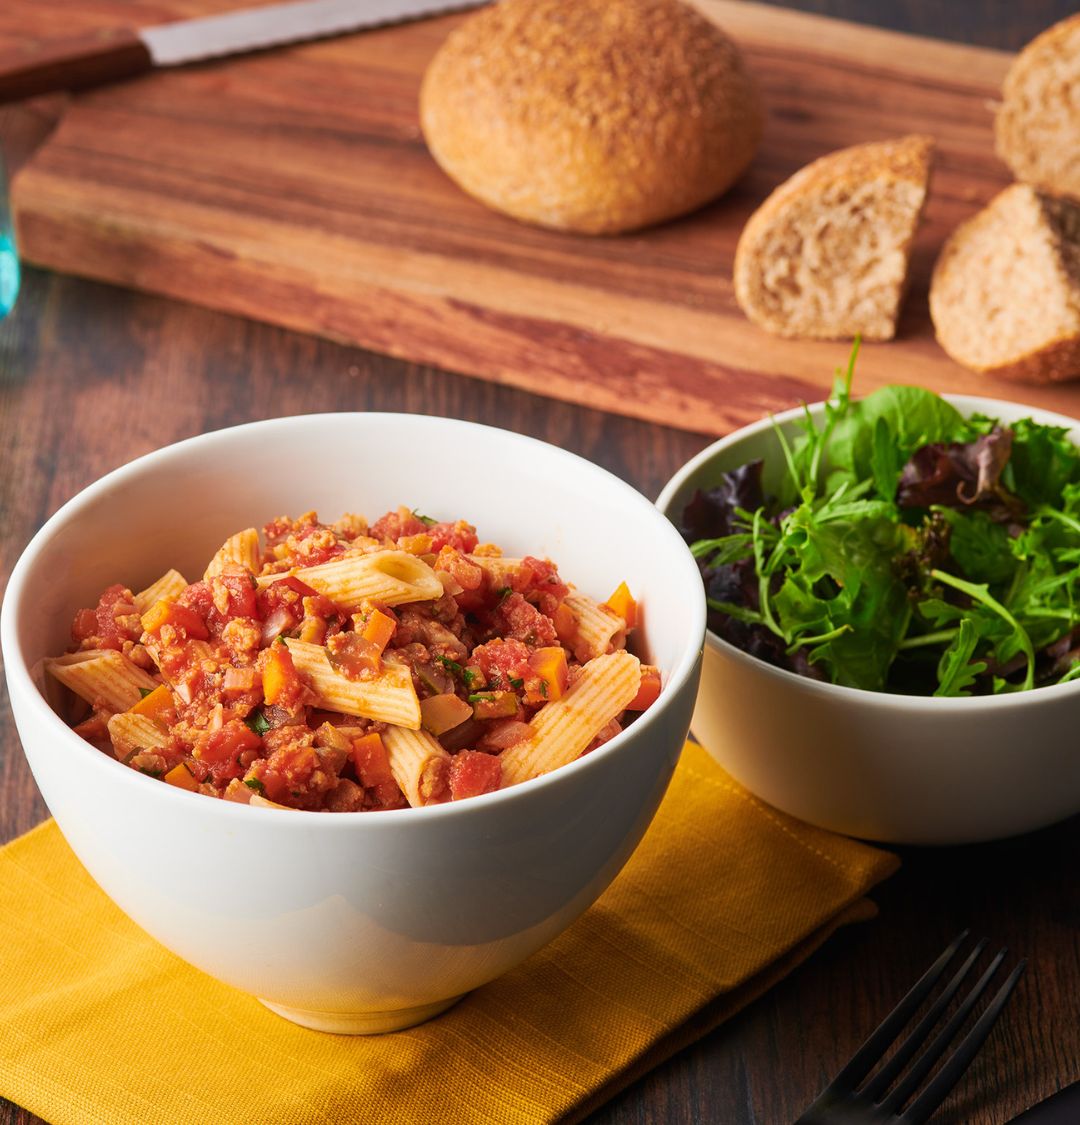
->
xmin=283 ymin=639 xmax=422 ymax=729
xmin=563 ymin=592 xmax=627 ymax=662
xmin=133 ymin=569 xmax=189 ymax=615
xmin=499 ymin=651 xmax=641 ymax=788
xmin=49 ymin=506 xmax=660 ymax=812
xmin=257 ymin=550 xmax=443 ymax=610
xmin=205 ymin=528 xmax=260 ymax=578
xmin=107 ymin=712 xmax=171 ymax=761
xmin=381 ymin=726 xmax=451 ymax=807
xmin=44 ymin=649 xmax=160 ymax=714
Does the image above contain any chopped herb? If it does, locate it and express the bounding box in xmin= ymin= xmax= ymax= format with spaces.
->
xmin=138 ymin=766 xmax=163 ymax=779
xmin=497 ymin=586 xmax=513 ymax=602
xmin=138 ymin=686 xmax=154 ymax=699
xmin=509 ymin=676 xmax=524 ymax=690
xmin=276 ymin=634 xmax=288 ymax=646
xmin=468 ymin=693 xmax=494 ymax=703
xmin=411 ymin=509 xmax=437 ymax=527
xmin=539 ymin=680 xmax=548 ymax=698
xmin=435 ymin=654 xmax=464 ymax=676
xmin=462 ymin=668 xmax=478 ymax=689
xmin=245 ymin=709 xmax=271 ymax=735
xmin=244 ymin=778 xmax=266 ymax=794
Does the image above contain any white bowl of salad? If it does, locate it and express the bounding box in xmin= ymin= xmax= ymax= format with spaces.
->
xmin=657 ymin=361 xmax=1080 ymax=844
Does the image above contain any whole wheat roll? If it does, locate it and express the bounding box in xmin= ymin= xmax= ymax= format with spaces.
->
xmin=929 ymin=184 xmax=1080 ymax=384
xmin=420 ymin=0 xmax=763 ymax=235
xmin=994 ymin=14 xmax=1080 ymax=202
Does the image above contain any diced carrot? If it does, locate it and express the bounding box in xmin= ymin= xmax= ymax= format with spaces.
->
xmin=552 ymin=601 xmax=577 ymax=642
xmin=360 ymin=606 xmax=396 ymax=655
xmin=420 ymin=692 xmax=473 ymax=735
xmin=526 ymin=646 xmax=569 ymax=704
xmin=140 ymin=599 xmax=209 ymax=640
xmin=163 ymin=762 xmax=198 ymax=792
xmin=262 ymin=643 xmax=296 ymax=705
xmin=129 ymin=684 xmax=172 ymax=722
xmin=326 ymin=632 xmax=380 ymax=678
xmin=470 ymin=690 xmax=519 ymax=720
xmin=627 ymin=665 xmax=661 ymax=711
xmin=603 ymin=581 xmax=637 ymax=630
xmin=351 ymin=732 xmax=395 ymax=789
xmin=139 ymin=599 xmax=171 ymax=634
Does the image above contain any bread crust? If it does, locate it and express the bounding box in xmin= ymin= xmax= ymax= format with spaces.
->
xmin=994 ymin=13 xmax=1080 ymax=200
xmin=732 ymin=135 xmax=934 ymax=340
xmin=420 ymin=0 xmax=763 ymax=235
xmin=979 ymin=336 xmax=1080 ymax=385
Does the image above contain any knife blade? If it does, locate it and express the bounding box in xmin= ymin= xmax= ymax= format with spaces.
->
xmin=1007 ymin=1079 xmax=1080 ymax=1123
xmin=0 ymin=0 xmax=485 ymax=105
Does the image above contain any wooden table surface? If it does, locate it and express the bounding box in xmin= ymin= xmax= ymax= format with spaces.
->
xmin=1 ymin=3 xmax=1078 ymax=1123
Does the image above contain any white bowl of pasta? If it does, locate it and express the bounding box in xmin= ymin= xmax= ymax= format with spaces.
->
xmin=1 ymin=413 xmax=704 ymax=1033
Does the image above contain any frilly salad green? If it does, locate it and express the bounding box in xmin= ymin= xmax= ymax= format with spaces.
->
xmin=680 ymin=348 xmax=1080 ymax=696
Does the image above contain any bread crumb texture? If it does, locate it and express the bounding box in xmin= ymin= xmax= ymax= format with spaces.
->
xmin=995 ymin=14 xmax=1080 ymax=200
xmin=419 ymin=0 xmax=763 ymax=234
xmin=929 ymin=184 xmax=1080 ymax=384
xmin=732 ymin=135 xmax=933 ymax=341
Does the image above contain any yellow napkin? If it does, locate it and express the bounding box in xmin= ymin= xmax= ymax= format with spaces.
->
xmin=0 ymin=743 xmax=897 ymax=1125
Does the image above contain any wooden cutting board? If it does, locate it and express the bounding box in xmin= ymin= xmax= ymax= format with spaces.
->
xmin=5 ymin=1 xmax=1070 ymax=434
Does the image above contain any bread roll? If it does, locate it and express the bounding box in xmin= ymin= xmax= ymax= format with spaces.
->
xmin=419 ymin=0 xmax=763 ymax=235
xmin=733 ymin=135 xmax=934 ymax=340
xmin=930 ymin=184 xmax=1080 ymax=384
xmin=995 ymin=14 xmax=1080 ymax=201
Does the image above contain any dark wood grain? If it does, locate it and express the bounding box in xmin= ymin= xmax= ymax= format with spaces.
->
xmin=1 ymin=4 xmax=1079 ymax=1125
xmin=10 ymin=0 xmax=1080 ymax=435
xmin=0 ymin=27 xmax=151 ymax=104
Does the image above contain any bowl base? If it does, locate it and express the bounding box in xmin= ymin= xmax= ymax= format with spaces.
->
xmin=258 ymin=994 xmax=464 ymax=1035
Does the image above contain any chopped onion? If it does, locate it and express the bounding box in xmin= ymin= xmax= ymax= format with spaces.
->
xmin=261 ymin=607 xmax=292 ymax=646
xmin=479 ymin=719 xmax=532 ymax=751
xmin=223 ymin=666 xmax=256 ymax=692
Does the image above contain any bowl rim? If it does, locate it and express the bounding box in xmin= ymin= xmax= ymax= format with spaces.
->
xmin=656 ymin=390 xmax=1080 ymax=712
xmin=1 ymin=412 xmax=706 ymax=827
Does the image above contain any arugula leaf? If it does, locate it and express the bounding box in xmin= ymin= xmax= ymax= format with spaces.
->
xmin=934 ymin=619 xmax=988 ymax=697
xmin=931 ymin=569 xmax=1035 ymax=692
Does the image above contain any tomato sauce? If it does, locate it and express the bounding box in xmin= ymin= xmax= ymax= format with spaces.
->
xmin=57 ymin=507 xmax=659 ymax=812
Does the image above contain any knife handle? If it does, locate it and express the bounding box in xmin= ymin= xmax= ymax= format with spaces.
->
xmin=0 ymin=27 xmax=153 ymax=104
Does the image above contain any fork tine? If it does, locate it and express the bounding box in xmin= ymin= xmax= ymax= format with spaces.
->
xmin=882 ymin=949 xmax=1008 ymax=1113
xmin=826 ymin=931 xmax=969 ymax=1093
xmin=860 ymin=938 xmax=989 ymax=1102
xmin=900 ymin=959 xmax=1026 ymax=1124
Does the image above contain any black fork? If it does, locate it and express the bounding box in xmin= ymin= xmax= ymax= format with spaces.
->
xmin=794 ymin=932 xmax=1026 ymax=1124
